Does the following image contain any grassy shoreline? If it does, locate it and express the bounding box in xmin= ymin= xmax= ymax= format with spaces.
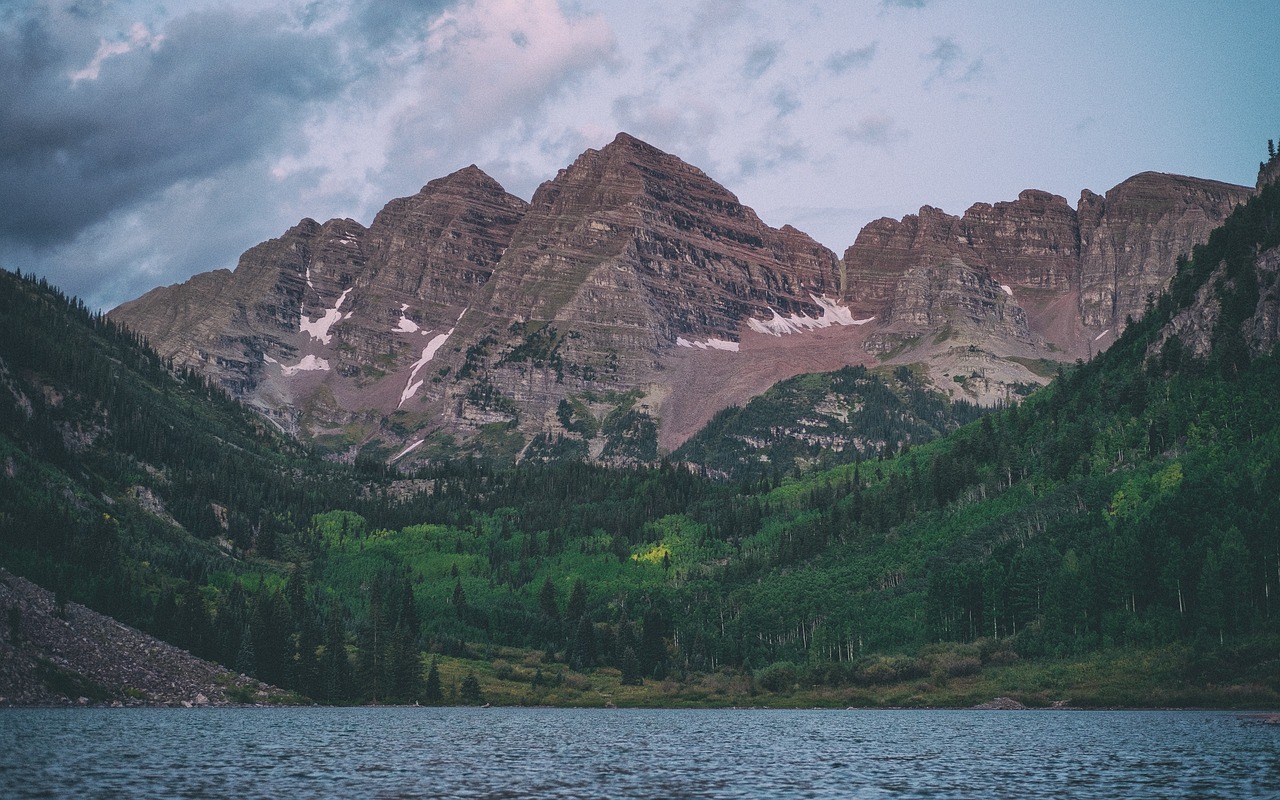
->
xmin=418 ymin=643 xmax=1280 ymax=711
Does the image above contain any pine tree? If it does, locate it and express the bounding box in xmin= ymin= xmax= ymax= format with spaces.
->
xmin=566 ymin=579 xmax=587 ymax=622
xmin=538 ymin=577 xmax=559 ymax=619
xmin=235 ymin=624 xmax=257 ymax=676
xmin=320 ymin=600 xmax=353 ymax=703
xmin=570 ymin=616 xmax=596 ymax=669
xmin=424 ymin=658 xmax=443 ymax=704
xmin=619 ymin=647 xmax=643 ymax=686
xmin=460 ymin=671 xmax=484 ymax=704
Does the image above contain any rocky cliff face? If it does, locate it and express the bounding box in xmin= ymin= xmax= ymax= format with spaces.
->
xmin=112 ymin=167 xmax=528 ymax=436
xmin=843 ymin=173 xmax=1250 ymax=376
xmin=1077 ymin=172 xmax=1249 ymax=332
xmin=110 ymin=133 xmax=1253 ymax=466
xmin=1152 ymin=244 xmax=1280 ymax=362
xmin=423 ymin=133 xmax=848 ymax=457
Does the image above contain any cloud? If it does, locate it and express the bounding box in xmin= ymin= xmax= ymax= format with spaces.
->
xmin=354 ymin=0 xmax=453 ymax=46
xmin=840 ymin=114 xmax=909 ymax=148
xmin=733 ymin=127 xmax=807 ymax=180
xmin=742 ymin=40 xmax=782 ymax=80
xmin=345 ymin=0 xmax=617 ymax=204
xmin=770 ymin=86 xmax=801 ymax=117
xmin=0 ymin=4 xmax=345 ymax=248
xmin=612 ymin=92 xmax=722 ymax=159
xmin=923 ymin=35 xmax=986 ymax=84
xmin=69 ymin=22 xmax=162 ymax=83
xmin=0 ymin=0 xmax=620 ymax=309
xmin=825 ymin=43 xmax=878 ymax=74
xmin=925 ymin=36 xmax=962 ymax=74
xmin=882 ymin=0 xmax=931 ymax=8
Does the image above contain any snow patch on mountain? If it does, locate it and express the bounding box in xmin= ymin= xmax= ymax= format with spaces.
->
xmin=300 ymin=287 xmax=352 ymax=345
xmin=391 ymin=439 xmax=425 ymax=462
xmin=281 ymin=355 xmax=330 ymax=376
xmin=747 ymin=295 xmax=874 ymax=337
xmin=398 ymin=309 xmax=467 ymax=408
xmin=676 ymin=337 xmax=740 ymax=352
xmin=394 ymin=304 xmax=420 ymax=334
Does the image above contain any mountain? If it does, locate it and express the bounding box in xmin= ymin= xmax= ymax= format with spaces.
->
xmin=110 ymin=133 xmax=1251 ymax=466
xmin=0 ymin=267 xmax=371 ymax=701
xmin=4 ymin=155 xmax=1279 ymax=707
xmin=844 ymin=173 xmax=1251 ymax=400
xmin=110 ymin=167 xmax=528 ymax=438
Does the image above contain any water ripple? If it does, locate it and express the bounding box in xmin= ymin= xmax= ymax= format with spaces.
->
xmin=1 ymin=707 xmax=1277 ymax=798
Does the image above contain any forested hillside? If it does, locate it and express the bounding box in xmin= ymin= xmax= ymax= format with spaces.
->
xmin=2 ymin=176 xmax=1278 ymax=708
xmin=675 ymin=364 xmax=987 ymax=481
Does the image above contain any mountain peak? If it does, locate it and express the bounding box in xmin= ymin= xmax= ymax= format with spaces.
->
xmin=107 ymin=133 xmax=1252 ymax=468
xmin=606 ymin=130 xmax=651 ymax=149
xmin=415 ymin=163 xmax=508 ymax=197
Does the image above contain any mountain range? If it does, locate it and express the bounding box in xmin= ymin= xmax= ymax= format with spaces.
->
xmin=110 ymin=133 xmax=1251 ymax=468
xmin=3 ymin=146 xmax=1279 ymax=708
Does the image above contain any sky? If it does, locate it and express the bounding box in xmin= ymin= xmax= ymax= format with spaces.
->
xmin=3 ymin=0 xmax=1277 ymax=312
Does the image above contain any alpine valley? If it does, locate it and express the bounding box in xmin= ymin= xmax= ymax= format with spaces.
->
xmin=110 ymin=133 xmax=1250 ymax=470
xmin=2 ymin=138 xmax=1279 ymax=710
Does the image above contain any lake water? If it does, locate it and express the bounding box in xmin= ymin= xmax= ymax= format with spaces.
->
xmin=1 ymin=707 xmax=1276 ymax=798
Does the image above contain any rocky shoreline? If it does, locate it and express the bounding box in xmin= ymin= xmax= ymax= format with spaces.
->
xmin=0 ymin=569 xmax=295 ymax=708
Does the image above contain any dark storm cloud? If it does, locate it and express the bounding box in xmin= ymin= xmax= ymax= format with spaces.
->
xmin=0 ymin=6 xmax=345 ymax=248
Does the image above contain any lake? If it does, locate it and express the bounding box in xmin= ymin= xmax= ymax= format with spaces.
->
xmin=1 ymin=707 xmax=1276 ymax=798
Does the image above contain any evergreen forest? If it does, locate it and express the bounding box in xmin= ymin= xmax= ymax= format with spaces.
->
xmin=1 ymin=180 xmax=1278 ymax=708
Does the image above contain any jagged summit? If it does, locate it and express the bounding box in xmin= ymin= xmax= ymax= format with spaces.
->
xmin=109 ymin=133 xmax=1252 ymax=466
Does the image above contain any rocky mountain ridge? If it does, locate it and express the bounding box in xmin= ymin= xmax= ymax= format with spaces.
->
xmin=110 ymin=133 xmax=1253 ymax=466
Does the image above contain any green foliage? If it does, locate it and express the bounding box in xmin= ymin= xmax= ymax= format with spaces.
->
xmin=3 ymin=180 xmax=1279 ymax=709
xmin=675 ymin=364 xmax=985 ymax=481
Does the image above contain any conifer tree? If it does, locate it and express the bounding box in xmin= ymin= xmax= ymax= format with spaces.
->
xmin=566 ymin=579 xmax=587 ymax=623
xmin=619 ymin=647 xmax=642 ymax=686
xmin=424 ymin=659 xmax=443 ymax=704
xmin=460 ymin=671 xmax=484 ymax=704
xmin=538 ymin=577 xmax=559 ymax=619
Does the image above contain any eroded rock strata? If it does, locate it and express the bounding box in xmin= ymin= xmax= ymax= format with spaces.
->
xmin=110 ymin=133 xmax=1253 ymax=465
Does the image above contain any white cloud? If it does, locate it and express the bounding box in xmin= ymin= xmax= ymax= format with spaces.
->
xmin=70 ymin=23 xmax=163 ymax=83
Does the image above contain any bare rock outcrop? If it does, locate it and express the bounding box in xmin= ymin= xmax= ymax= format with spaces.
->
xmin=1149 ymin=244 xmax=1280 ymax=361
xmin=1077 ymin=172 xmax=1250 ymax=331
xmin=843 ymin=206 xmax=962 ymax=318
xmin=843 ymin=172 xmax=1250 ymax=354
xmin=961 ymin=189 xmax=1080 ymax=292
xmin=972 ymin=696 xmax=1028 ymax=710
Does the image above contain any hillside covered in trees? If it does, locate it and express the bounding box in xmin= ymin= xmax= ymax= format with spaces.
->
xmin=1 ymin=178 xmax=1278 ymax=707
